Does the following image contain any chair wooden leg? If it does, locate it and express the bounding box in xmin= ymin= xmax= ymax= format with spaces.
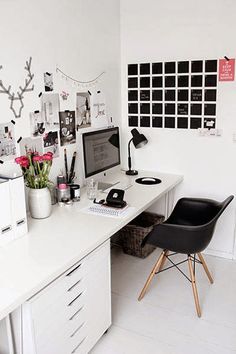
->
xmin=197 ymin=253 xmax=214 ymax=284
xmin=188 ymin=256 xmax=201 ymax=318
xmin=159 ymin=250 xmax=169 ymax=272
xmin=138 ymin=250 xmax=166 ymax=301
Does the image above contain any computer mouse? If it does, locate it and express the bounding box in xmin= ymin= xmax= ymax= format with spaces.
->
xmin=142 ymin=177 xmax=156 ymax=182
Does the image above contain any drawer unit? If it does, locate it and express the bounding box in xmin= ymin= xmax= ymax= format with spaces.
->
xmin=21 ymin=241 xmax=111 ymax=354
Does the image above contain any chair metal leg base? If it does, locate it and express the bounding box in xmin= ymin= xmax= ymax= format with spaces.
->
xmin=188 ymin=256 xmax=201 ymax=318
xmin=138 ymin=250 xmax=166 ymax=301
xmin=197 ymin=253 xmax=214 ymax=284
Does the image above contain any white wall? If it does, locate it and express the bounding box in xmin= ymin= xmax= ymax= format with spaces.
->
xmin=120 ymin=0 xmax=236 ymax=258
xmin=0 ymin=0 xmax=120 ymax=184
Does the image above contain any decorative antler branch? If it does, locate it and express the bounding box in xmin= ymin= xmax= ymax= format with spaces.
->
xmin=0 ymin=57 xmax=34 ymax=118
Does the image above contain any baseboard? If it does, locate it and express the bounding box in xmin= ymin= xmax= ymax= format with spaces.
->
xmin=204 ymin=248 xmax=234 ymax=260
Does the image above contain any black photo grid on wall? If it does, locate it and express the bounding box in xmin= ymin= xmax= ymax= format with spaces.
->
xmin=128 ymin=59 xmax=218 ymax=129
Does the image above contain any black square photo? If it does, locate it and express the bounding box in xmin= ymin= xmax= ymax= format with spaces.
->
xmin=177 ymin=117 xmax=188 ymax=129
xmin=205 ymin=60 xmax=217 ymax=73
xmin=165 ymin=62 xmax=176 ymax=74
xmin=205 ymin=75 xmax=217 ymax=87
xmin=190 ymin=117 xmax=202 ymax=129
xmin=140 ymin=103 xmax=150 ymax=114
xmin=140 ymin=116 xmax=150 ymax=127
xmin=204 ymin=104 xmax=216 ymax=116
xmin=128 ymin=64 xmax=138 ymax=76
xmin=165 ymin=103 xmax=175 ymax=115
xmin=152 ymin=62 xmax=163 ymax=74
xmin=191 ymin=104 xmax=202 ymax=115
xmin=128 ymin=116 xmax=138 ymax=127
xmin=128 ymin=90 xmax=138 ymax=101
xmin=152 ymin=76 xmax=163 ymax=88
xmin=140 ymin=77 xmax=150 ymax=88
xmin=191 ymin=61 xmax=203 ymax=73
xmin=178 ymin=76 xmax=189 ymax=87
xmin=152 ymin=103 xmax=163 ymax=114
xmin=178 ymin=61 xmax=189 ymax=73
xmin=191 ymin=89 xmax=202 ymax=101
xmin=178 ymin=90 xmax=189 ymax=101
xmin=140 ymin=90 xmax=150 ymax=101
xmin=152 ymin=90 xmax=163 ymax=101
xmin=140 ymin=63 xmax=150 ymax=75
xmin=165 ymin=116 xmax=175 ymax=128
xmin=204 ymin=89 xmax=217 ymax=102
xmin=165 ymin=90 xmax=175 ymax=101
xmin=191 ymin=75 xmax=203 ymax=87
xmin=128 ymin=77 xmax=138 ymax=88
xmin=204 ymin=118 xmax=216 ymax=129
xmin=152 ymin=116 xmax=163 ymax=128
xmin=128 ymin=103 xmax=138 ymax=114
xmin=165 ymin=76 xmax=175 ymax=87
xmin=178 ymin=103 xmax=188 ymax=115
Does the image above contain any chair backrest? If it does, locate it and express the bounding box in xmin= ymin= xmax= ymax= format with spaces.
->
xmin=143 ymin=195 xmax=234 ymax=254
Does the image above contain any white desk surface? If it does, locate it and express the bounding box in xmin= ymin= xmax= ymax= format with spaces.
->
xmin=0 ymin=170 xmax=183 ymax=321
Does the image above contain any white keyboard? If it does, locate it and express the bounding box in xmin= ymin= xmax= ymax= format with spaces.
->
xmin=88 ymin=204 xmax=128 ymax=217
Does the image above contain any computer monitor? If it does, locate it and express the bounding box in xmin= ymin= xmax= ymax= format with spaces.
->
xmin=82 ymin=127 xmax=120 ymax=184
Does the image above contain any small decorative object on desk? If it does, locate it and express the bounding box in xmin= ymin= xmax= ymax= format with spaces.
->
xmin=15 ymin=151 xmax=53 ymax=219
xmin=87 ymin=179 xmax=98 ymax=200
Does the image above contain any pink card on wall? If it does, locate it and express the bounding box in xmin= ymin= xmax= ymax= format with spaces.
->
xmin=219 ymin=59 xmax=235 ymax=81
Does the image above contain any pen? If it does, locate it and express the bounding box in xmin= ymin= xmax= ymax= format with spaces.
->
xmin=64 ymin=148 xmax=69 ymax=183
xmin=68 ymin=151 xmax=77 ymax=183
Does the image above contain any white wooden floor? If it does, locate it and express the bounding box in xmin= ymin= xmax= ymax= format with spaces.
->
xmin=91 ymin=247 xmax=236 ymax=354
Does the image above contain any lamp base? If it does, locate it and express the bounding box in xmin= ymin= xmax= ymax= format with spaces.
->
xmin=126 ymin=169 xmax=138 ymax=176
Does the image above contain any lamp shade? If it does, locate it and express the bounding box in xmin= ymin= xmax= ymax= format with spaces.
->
xmin=131 ymin=128 xmax=148 ymax=149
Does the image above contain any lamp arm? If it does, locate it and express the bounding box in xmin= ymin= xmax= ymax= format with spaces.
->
xmin=128 ymin=138 xmax=133 ymax=171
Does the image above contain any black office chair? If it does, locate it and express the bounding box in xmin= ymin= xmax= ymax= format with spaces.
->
xmin=138 ymin=195 xmax=234 ymax=317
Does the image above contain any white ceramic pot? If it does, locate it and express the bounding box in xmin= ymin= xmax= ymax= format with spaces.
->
xmin=28 ymin=187 xmax=52 ymax=219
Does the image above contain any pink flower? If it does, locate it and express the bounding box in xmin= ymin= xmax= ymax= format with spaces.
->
xmin=47 ymin=151 xmax=53 ymax=156
xmin=15 ymin=156 xmax=29 ymax=165
xmin=33 ymin=155 xmax=43 ymax=162
xmin=42 ymin=153 xmax=53 ymax=161
xmin=21 ymin=160 xmax=29 ymax=168
xmin=15 ymin=157 xmax=23 ymax=164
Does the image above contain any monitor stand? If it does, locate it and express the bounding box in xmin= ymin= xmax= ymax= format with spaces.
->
xmin=98 ymin=181 xmax=114 ymax=191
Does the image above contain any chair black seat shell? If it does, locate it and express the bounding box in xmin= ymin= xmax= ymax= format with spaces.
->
xmin=142 ymin=196 xmax=234 ymax=254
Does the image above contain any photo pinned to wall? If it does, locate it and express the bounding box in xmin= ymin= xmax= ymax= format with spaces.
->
xmin=41 ymin=93 xmax=60 ymax=130
xmin=59 ymin=111 xmax=76 ymax=146
xmin=0 ymin=122 xmax=16 ymax=160
xmin=19 ymin=137 xmax=43 ymax=156
xmin=43 ymin=131 xmax=59 ymax=158
xmin=30 ymin=111 xmax=45 ymax=137
xmin=91 ymin=91 xmax=107 ymax=128
xmin=76 ymin=92 xmax=91 ymax=129
xmin=44 ymin=72 xmax=53 ymax=91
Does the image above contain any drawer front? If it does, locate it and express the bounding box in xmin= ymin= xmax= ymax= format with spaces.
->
xmin=65 ymin=262 xmax=85 ymax=290
xmin=25 ymin=241 xmax=110 ymax=354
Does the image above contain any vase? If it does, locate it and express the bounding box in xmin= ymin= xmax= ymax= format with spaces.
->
xmin=28 ymin=187 xmax=52 ymax=219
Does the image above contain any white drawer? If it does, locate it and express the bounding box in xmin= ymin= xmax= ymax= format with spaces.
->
xmin=66 ymin=277 xmax=87 ymax=305
xmin=69 ymin=321 xmax=88 ymax=352
xmin=65 ymin=262 xmax=85 ymax=290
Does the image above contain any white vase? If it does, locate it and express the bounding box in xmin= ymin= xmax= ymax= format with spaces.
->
xmin=28 ymin=187 xmax=52 ymax=219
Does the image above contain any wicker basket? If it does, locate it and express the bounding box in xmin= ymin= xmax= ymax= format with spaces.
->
xmin=119 ymin=212 xmax=165 ymax=258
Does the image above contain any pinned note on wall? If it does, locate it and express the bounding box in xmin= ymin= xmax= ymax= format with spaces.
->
xmin=219 ymin=59 xmax=235 ymax=81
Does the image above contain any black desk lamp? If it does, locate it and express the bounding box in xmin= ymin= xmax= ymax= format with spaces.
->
xmin=126 ymin=128 xmax=148 ymax=175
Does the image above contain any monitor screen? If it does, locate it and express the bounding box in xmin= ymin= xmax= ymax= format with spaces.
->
xmin=82 ymin=127 xmax=120 ymax=178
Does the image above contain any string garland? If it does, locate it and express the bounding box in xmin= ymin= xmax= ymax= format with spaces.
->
xmin=56 ymin=67 xmax=105 ymax=88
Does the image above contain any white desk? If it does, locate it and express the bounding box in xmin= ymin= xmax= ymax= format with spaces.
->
xmin=0 ymin=170 xmax=183 ymax=353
